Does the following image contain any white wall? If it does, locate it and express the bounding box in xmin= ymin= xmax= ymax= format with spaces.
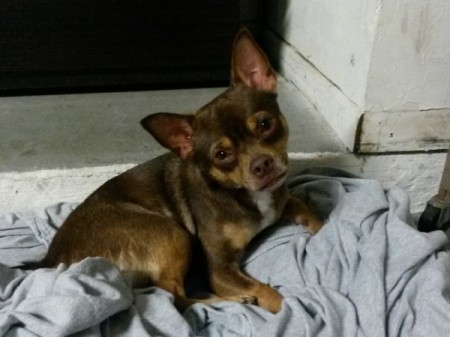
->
xmin=266 ymin=0 xmax=380 ymax=108
xmin=367 ymin=0 xmax=450 ymax=112
xmin=264 ymin=0 xmax=450 ymax=153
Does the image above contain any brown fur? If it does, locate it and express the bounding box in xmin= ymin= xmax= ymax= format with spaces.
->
xmin=40 ymin=28 xmax=323 ymax=313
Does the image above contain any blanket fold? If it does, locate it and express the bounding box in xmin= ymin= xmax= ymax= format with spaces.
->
xmin=0 ymin=168 xmax=448 ymax=337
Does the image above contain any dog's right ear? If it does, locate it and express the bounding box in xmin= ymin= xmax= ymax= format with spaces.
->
xmin=141 ymin=113 xmax=194 ymax=159
xmin=231 ymin=28 xmax=277 ymax=92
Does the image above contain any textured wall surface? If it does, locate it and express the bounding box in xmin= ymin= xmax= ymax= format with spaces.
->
xmin=264 ymin=0 xmax=450 ymax=152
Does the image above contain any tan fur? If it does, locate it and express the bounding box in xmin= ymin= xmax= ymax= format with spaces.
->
xmin=40 ymin=28 xmax=323 ymax=314
xmin=222 ymin=222 xmax=254 ymax=252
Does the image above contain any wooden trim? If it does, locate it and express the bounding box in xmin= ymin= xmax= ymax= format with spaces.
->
xmin=358 ymin=109 xmax=450 ymax=153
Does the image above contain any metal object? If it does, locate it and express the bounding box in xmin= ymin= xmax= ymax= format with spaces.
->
xmin=418 ymin=147 xmax=450 ymax=232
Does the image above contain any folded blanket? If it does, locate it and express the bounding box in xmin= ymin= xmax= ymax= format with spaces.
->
xmin=0 ymin=168 xmax=449 ymax=337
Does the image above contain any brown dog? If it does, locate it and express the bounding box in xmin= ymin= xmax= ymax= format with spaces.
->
xmin=40 ymin=28 xmax=322 ymax=313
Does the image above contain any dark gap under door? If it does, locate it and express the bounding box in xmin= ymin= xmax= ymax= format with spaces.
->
xmin=0 ymin=0 xmax=240 ymax=95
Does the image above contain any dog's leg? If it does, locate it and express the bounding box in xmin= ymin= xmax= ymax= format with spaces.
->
xmin=154 ymin=258 xmax=256 ymax=311
xmin=158 ymin=276 xmax=256 ymax=311
xmin=209 ymin=262 xmax=283 ymax=313
xmin=283 ymin=195 xmax=323 ymax=234
xmin=45 ymin=206 xmax=255 ymax=311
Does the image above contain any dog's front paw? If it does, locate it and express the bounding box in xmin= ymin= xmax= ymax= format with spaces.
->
xmin=283 ymin=196 xmax=323 ymax=234
xmin=254 ymin=286 xmax=283 ymax=313
xmin=301 ymin=215 xmax=323 ymax=234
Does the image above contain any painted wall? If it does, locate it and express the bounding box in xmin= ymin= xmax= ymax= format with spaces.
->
xmin=367 ymin=0 xmax=450 ymax=112
xmin=266 ymin=0 xmax=380 ymax=108
xmin=264 ymin=0 xmax=450 ymax=152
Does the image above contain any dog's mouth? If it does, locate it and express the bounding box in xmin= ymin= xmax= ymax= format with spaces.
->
xmin=256 ymin=171 xmax=288 ymax=192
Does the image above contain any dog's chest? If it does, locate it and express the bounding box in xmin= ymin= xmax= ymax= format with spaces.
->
xmin=251 ymin=191 xmax=278 ymax=230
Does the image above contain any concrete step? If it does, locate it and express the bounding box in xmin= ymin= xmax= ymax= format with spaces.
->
xmin=0 ymin=78 xmax=446 ymax=214
xmin=0 ymin=77 xmax=345 ymax=173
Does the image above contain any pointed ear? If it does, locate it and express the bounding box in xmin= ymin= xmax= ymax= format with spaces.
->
xmin=231 ymin=28 xmax=277 ymax=92
xmin=141 ymin=113 xmax=194 ymax=159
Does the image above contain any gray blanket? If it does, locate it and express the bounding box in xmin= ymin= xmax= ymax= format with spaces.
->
xmin=1 ymin=169 xmax=449 ymax=337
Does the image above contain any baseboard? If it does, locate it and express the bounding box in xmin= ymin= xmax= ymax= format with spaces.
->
xmin=357 ymin=109 xmax=450 ymax=153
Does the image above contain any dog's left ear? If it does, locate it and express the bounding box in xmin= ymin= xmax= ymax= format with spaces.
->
xmin=231 ymin=28 xmax=277 ymax=92
xmin=141 ymin=113 xmax=194 ymax=159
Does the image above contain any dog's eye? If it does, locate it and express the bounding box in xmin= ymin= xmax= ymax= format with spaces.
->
xmin=213 ymin=148 xmax=237 ymax=168
xmin=260 ymin=118 xmax=272 ymax=131
xmin=215 ymin=150 xmax=229 ymax=160
xmin=258 ymin=117 xmax=276 ymax=138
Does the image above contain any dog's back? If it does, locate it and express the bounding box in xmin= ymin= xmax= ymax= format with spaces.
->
xmin=41 ymin=154 xmax=190 ymax=281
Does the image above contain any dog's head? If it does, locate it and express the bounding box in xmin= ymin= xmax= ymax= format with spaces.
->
xmin=141 ymin=28 xmax=289 ymax=192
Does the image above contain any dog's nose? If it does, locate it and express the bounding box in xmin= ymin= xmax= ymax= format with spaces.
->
xmin=250 ymin=154 xmax=274 ymax=178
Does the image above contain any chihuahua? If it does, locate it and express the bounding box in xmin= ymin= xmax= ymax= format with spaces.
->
xmin=39 ymin=28 xmax=323 ymax=313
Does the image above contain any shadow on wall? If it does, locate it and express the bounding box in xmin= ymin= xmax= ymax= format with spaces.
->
xmin=260 ymin=0 xmax=290 ymax=72
xmin=239 ymin=0 xmax=289 ymax=72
